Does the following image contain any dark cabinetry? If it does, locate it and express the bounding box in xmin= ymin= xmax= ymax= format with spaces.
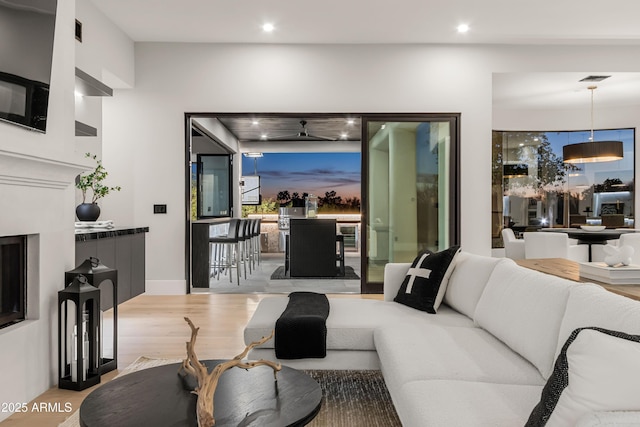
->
xmin=75 ymin=228 xmax=147 ymax=310
xmin=191 ymin=219 xmax=230 ymax=288
xmin=289 ymin=219 xmax=337 ymax=277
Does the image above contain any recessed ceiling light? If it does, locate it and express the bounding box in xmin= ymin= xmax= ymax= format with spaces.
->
xmin=252 ymin=120 xmax=259 ymax=125
xmin=457 ymin=23 xmax=470 ymax=33
xmin=519 ymin=143 xmax=524 ymax=147
xmin=341 ymin=133 xmax=348 ymax=139
xmin=262 ymin=23 xmax=275 ymax=33
xmin=260 ymin=134 xmax=268 ymax=140
xmin=347 ymin=119 xmax=355 ymax=125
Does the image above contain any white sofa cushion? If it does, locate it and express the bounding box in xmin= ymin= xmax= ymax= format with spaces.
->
xmin=575 ymin=411 xmax=640 ymax=427
xmin=555 ymin=283 xmax=640 ymax=361
xmin=244 ymin=297 xmax=475 ymax=351
xmin=474 ymin=259 xmax=575 ymax=379
xmin=374 ymin=324 xmax=545 ymax=395
xmin=383 ymin=262 xmax=411 ymax=301
xmin=394 ymin=380 xmax=542 ymax=427
xmin=527 ymin=328 xmax=640 ymax=427
xmin=443 ymin=252 xmax=504 ymax=318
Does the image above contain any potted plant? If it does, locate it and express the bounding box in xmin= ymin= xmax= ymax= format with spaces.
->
xmin=75 ymin=153 xmax=121 ymax=221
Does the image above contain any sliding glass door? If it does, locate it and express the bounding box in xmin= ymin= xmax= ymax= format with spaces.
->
xmin=363 ymin=115 xmax=460 ymax=292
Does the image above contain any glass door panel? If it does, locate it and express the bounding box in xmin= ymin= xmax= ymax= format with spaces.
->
xmin=197 ymin=154 xmax=231 ymax=218
xmin=365 ymin=117 xmax=459 ymax=287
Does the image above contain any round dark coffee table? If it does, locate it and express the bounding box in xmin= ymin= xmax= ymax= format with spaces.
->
xmin=79 ymin=360 xmax=322 ymax=427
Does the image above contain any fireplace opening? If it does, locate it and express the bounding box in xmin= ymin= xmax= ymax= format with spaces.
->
xmin=0 ymin=236 xmax=26 ymax=329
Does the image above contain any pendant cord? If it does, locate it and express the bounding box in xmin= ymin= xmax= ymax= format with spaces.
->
xmin=589 ymin=85 xmax=596 ymax=142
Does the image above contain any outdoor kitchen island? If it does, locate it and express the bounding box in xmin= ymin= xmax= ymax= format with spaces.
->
xmin=285 ymin=218 xmax=342 ymax=277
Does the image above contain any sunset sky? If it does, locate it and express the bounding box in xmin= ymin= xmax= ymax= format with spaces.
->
xmin=241 ymin=152 xmax=361 ymax=201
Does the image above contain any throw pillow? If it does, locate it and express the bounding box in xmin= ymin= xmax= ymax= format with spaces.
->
xmin=525 ymin=327 xmax=640 ymax=427
xmin=393 ymin=245 xmax=461 ymax=313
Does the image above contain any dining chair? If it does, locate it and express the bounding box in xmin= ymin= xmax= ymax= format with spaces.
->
xmin=501 ymin=228 xmax=525 ymax=260
xmin=616 ymin=233 xmax=640 ymax=265
xmin=591 ymin=231 xmax=635 ymax=262
xmin=523 ymin=232 xmax=589 ymax=262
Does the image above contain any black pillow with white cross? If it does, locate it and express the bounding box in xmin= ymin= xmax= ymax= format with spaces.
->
xmin=394 ymin=246 xmax=461 ymax=313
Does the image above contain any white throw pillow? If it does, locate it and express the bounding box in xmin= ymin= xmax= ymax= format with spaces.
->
xmin=525 ymin=328 xmax=640 ymax=427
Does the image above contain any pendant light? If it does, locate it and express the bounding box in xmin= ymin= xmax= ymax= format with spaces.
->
xmin=563 ymin=85 xmax=623 ymax=164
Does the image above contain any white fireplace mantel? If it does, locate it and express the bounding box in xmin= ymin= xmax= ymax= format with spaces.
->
xmin=0 ymin=150 xmax=90 ymax=190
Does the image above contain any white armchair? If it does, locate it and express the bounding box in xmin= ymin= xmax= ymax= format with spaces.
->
xmin=523 ymin=232 xmax=589 ymax=262
xmin=592 ymin=231 xmax=639 ymax=262
xmin=501 ymin=228 xmax=525 ymax=260
xmin=616 ymin=233 xmax=640 ymax=265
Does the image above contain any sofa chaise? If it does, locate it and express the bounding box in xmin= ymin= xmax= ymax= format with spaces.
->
xmin=244 ymin=251 xmax=640 ymax=426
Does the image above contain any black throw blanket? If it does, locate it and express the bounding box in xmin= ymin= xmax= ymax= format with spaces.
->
xmin=275 ymin=292 xmax=330 ymax=359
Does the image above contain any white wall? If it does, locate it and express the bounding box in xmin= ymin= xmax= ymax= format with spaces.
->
xmin=75 ymin=0 xmax=134 ymax=89
xmin=74 ymin=0 xmax=135 ymax=205
xmin=101 ymin=42 xmax=640 ymax=294
xmin=0 ymin=0 xmax=136 ymax=420
xmin=0 ymin=0 xmax=83 ymax=422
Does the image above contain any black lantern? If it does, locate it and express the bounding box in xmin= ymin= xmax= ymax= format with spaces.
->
xmin=65 ymin=257 xmax=118 ymax=375
xmin=58 ymin=275 xmax=101 ymax=391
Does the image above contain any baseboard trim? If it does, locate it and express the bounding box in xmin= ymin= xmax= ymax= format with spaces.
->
xmin=145 ymin=280 xmax=186 ymax=295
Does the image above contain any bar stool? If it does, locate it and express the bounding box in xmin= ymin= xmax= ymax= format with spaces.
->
xmin=209 ymin=219 xmax=241 ymax=286
xmin=250 ymin=218 xmax=262 ymax=268
xmin=336 ymin=234 xmax=345 ymax=276
xmin=237 ymin=219 xmax=251 ymax=278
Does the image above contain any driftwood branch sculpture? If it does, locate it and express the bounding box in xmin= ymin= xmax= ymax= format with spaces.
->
xmin=181 ymin=317 xmax=282 ymax=427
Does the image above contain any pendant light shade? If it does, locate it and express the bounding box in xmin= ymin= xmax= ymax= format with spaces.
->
xmin=562 ymin=140 xmax=623 ymax=164
xmin=563 ymin=85 xmax=624 ymax=164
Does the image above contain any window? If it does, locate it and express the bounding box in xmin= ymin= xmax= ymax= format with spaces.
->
xmin=492 ymin=129 xmax=635 ymax=248
xmin=196 ymin=154 xmax=232 ymax=218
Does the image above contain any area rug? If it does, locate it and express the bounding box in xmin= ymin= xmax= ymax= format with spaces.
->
xmin=59 ymin=356 xmax=400 ymax=427
xmin=271 ymin=265 xmax=361 ymax=280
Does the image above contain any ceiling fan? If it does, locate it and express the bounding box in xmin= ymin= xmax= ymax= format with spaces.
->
xmin=268 ymin=120 xmax=337 ymax=141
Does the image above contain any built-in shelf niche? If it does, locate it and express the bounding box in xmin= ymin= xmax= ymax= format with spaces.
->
xmin=75 ymin=120 xmax=97 ymax=137
xmin=75 ymin=68 xmax=112 ymax=97
xmin=74 ymin=67 xmax=112 ymax=137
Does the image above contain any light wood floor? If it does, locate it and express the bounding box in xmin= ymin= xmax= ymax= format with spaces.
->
xmin=2 ymin=293 xmax=382 ymax=426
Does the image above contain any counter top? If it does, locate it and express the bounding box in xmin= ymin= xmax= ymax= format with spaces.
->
xmin=75 ymin=226 xmax=149 ymax=241
xmin=191 ymin=218 xmax=232 ymax=224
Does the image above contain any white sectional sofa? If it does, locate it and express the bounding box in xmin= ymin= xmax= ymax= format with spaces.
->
xmin=244 ymin=252 xmax=640 ymax=426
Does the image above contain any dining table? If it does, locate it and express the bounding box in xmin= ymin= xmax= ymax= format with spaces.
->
xmin=540 ymin=227 xmax=639 ymax=261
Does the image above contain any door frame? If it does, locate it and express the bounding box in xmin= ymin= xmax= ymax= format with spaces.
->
xmin=183 ymin=112 xmax=460 ymax=294
xmin=360 ymin=113 xmax=461 ymax=293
